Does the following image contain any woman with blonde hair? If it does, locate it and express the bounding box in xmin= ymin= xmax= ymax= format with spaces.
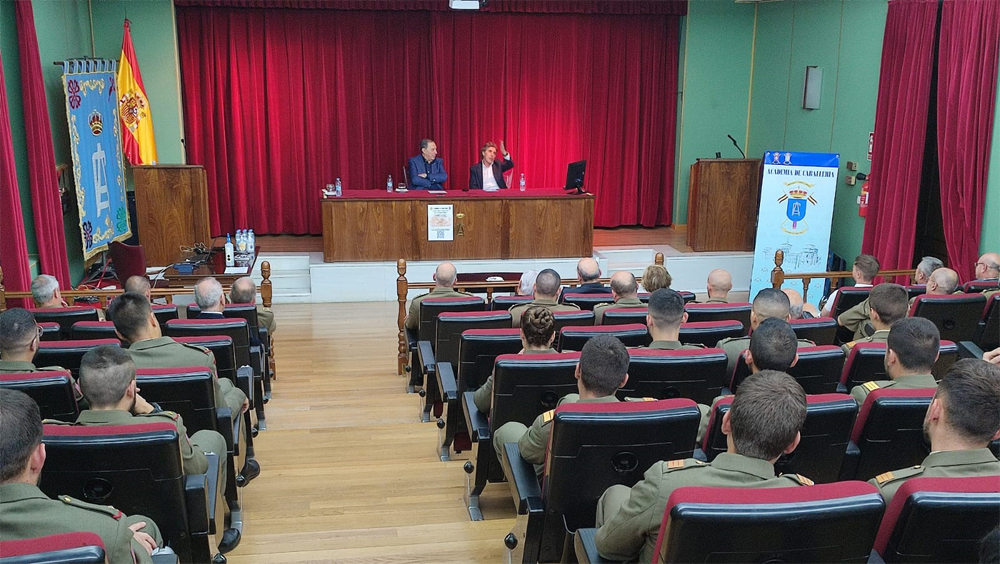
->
xmin=641 ymin=264 xmax=671 ymax=293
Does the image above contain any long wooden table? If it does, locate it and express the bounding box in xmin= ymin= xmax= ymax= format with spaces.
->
xmin=321 ymin=189 xmax=595 ymax=262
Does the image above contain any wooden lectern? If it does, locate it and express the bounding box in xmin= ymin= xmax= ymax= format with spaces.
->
xmin=686 ymin=158 xmax=762 ymax=252
xmin=132 ymin=165 xmax=211 ymax=267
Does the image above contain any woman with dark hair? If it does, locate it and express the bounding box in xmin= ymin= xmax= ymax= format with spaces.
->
xmin=472 ymin=307 xmax=556 ymax=414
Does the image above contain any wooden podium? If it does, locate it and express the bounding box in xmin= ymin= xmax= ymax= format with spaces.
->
xmin=686 ymin=158 xmax=762 ymax=252
xmin=133 ymin=165 xmax=211 ymax=267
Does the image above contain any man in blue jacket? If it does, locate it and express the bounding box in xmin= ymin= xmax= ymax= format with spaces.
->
xmin=408 ymin=139 xmax=448 ymax=190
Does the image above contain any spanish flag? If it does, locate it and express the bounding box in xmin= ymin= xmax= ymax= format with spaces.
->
xmin=117 ymin=19 xmax=157 ymax=165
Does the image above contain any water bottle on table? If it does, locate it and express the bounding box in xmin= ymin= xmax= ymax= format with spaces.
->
xmin=387 ymin=174 xmax=393 ymax=193
xmin=519 ymin=173 xmax=526 ymax=192
xmin=248 ymin=229 xmax=255 ymax=252
xmin=224 ymin=234 xmax=235 ymax=267
xmin=335 ymin=178 xmax=342 ymax=197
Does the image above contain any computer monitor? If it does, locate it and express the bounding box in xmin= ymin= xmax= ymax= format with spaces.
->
xmin=563 ymin=160 xmax=587 ymax=194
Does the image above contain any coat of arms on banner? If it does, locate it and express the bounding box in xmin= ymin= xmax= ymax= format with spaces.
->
xmin=776 ymin=181 xmax=818 ymax=235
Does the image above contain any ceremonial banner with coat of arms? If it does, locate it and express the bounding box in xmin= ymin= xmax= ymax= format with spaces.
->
xmin=62 ymin=59 xmax=132 ymax=260
xmin=748 ymin=151 xmax=839 ymax=308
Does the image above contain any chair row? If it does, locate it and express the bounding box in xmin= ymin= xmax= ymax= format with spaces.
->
xmin=488 ymin=396 xmax=998 ymax=563
xmin=490 ymin=291 xmax=698 ymax=313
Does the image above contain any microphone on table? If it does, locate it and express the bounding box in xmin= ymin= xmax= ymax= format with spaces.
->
xmin=727 ymin=134 xmax=746 ymax=158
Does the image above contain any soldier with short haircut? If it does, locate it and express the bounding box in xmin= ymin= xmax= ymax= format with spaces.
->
xmin=508 ymin=268 xmax=581 ymax=327
xmin=850 ymin=316 xmax=940 ymax=405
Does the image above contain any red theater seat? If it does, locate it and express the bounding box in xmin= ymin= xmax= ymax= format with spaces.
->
xmin=789 ymin=316 xmax=838 ymax=345
xmin=683 ymin=302 xmax=752 ymax=335
xmin=621 ymin=348 xmax=728 ymax=405
xmin=35 ymin=339 xmax=120 ymax=379
xmin=559 ymin=324 xmax=650 ymax=351
xmin=840 ymin=388 xmax=935 ymax=481
xmin=0 ymin=532 xmax=105 ymax=564
xmin=0 ymin=370 xmax=78 ymax=422
xmin=909 ymin=293 xmax=987 ymax=343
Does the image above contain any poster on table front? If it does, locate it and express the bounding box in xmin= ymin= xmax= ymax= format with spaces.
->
xmin=62 ymin=59 xmax=132 ymax=260
xmin=748 ymin=151 xmax=839 ymax=308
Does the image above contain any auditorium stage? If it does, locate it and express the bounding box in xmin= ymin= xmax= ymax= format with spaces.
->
xmin=250 ymin=226 xmax=754 ymax=304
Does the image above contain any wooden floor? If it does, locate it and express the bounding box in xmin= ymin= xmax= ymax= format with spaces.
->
xmin=256 ymin=225 xmax=689 ymax=254
xmin=230 ymin=302 xmax=516 ymax=563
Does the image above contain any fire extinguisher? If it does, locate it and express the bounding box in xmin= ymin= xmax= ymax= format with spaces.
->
xmin=857 ymin=172 xmax=870 ymax=218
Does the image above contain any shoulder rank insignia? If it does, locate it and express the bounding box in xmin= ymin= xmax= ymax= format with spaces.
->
xmin=667 ymin=459 xmax=686 ymax=469
xmin=863 ymin=381 xmax=880 ymax=392
xmin=542 ymin=410 xmax=554 ymax=423
xmin=875 ymin=471 xmax=895 ymax=485
xmin=794 ymin=474 xmax=814 ymax=486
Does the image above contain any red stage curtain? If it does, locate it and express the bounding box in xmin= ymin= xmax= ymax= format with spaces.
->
xmin=0 ymin=51 xmax=33 ymax=307
xmin=173 ymin=0 xmax=687 ymax=15
xmin=15 ymin=0 xmax=72 ymax=288
xmin=936 ymin=0 xmax=1000 ymax=282
xmin=176 ymin=7 xmax=679 ymax=234
xmin=861 ymin=0 xmax=938 ymax=276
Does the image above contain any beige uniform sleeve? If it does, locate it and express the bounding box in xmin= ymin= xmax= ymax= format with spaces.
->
xmin=517 ymin=410 xmax=553 ymax=465
xmin=594 ymin=462 xmax=666 ymax=562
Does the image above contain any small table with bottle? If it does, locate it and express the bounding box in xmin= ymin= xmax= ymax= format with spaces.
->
xmin=163 ymin=231 xmax=261 ymax=288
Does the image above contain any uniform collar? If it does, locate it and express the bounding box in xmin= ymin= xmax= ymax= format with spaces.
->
xmin=648 ymin=340 xmax=683 ymax=350
xmin=0 ymin=359 xmax=37 ymax=371
xmin=431 ymin=286 xmax=458 ymax=295
xmin=615 ymin=297 xmax=643 ymax=306
xmin=524 ymin=348 xmax=558 ymax=354
xmin=577 ymin=395 xmax=621 ymax=404
xmin=711 ymin=453 xmax=777 ymax=479
xmin=895 ymin=373 xmax=937 ymax=387
xmin=0 ymin=483 xmax=49 ymax=503
xmin=532 ymin=298 xmax=560 ymax=306
xmin=705 ymin=297 xmax=728 ymax=303
xmin=76 ymin=409 xmax=135 ymax=425
xmin=128 ymin=336 xmax=176 ymax=350
xmin=923 ymin=448 xmax=999 ymax=468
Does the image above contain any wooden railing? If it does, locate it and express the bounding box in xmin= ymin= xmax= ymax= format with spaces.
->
xmin=395 ymin=253 xmax=665 ymax=375
xmin=0 ymin=262 xmax=274 ymax=311
xmin=769 ymin=250 xmax=914 ymax=302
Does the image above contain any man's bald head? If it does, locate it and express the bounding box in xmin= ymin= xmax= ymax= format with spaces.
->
xmin=928 ymin=267 xmax=960 ymax=295
xmin=610 ymin=271 xmax=638 ymax=299
xmin=230 ymin=276 xmax=257 ymax=304
xmin=577 ymin=258 xmax=601 ymax=283
xmin=782 ymin=288 xmax=804 ymax=319
xmin=751 ymin=288 xmax=791 ymax=328
xmin=707 ymin=269 xmax=732 ymax=299
xmin=434 ymin=262 xmax=457 ymax=287
xmin=534 ymin=269 xmax=562 ymax=299
xmin=124 ymin=276 xmax=151 ymax=300
xmin=976 ymin=253 xmax=1000 ymax=280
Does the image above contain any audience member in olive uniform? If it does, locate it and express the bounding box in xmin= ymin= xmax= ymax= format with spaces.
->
xmin=492 ymin=335 xmax=629 ymax=477
xmin=697 ymin=318 xmax=801 ymax=442
xmin=473 ymin=307 xmax=557 ymax=414
xmin=404 ymin=262 xmax=474 ymax=331
xmin=62 ymin=346 xmax=242 ymax=553
xmin=850 ymin=317 xmax=940 ymax=406
xmin=871 ymin=359 xmax=1000 ymax=504
xmin=643 ymin=289 xmax=702 ymax=350
xmin=716 ymin=288 xmax=812 ymax=375
xmin=702 ymin=269 xmax=732 ymax=303
xmin=0 ymin=308 xmax=66 ymax=375
xmin=231 ymin=276 xmax=277 ymax=336
xmin=107 ymin=293 xmax=260 ymax=485
xmin=0 ymin=308 xmax=83 ymax=407
xmin=560 ymin=257 xmax=611 ymax=303
xmin=0 ymin=389 xmax=165 ymax=564
xmin=593 ymin=272 xmax=646 ymax=324
xmin=594 ymin=371 xmax=812 ymax=563
xmin=840 ymin=283 xmax=909 ymax=351
xmin=508 ymin=268 xmax=581 ymax=327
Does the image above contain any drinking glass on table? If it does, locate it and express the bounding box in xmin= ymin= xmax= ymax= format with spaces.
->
xmin=397 ymin=183 xmax=407 ymax=192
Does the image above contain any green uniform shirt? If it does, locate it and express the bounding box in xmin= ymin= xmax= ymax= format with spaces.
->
xmin=850 ymin=373 xmax=937 ymax=406
xmin=127 ymin=336 xmax=247 ymax=421
xmin=0 ymin=482 xmax=159 ymax=564
xmin=0 ymin=359 xmax=64 ymax=374
xmin=646 ymin=340 xmax=704 ymax=351
xmin=703 ymin=297 xmax=729 ymax=304
xmin=593 ymin=297 xmax=645 ymax=325
xmin=594 ymin=453 xmax=812 ymax=563
xmin=257 ymin=306 xmax=277 ymax=335
xmin=842 ymin=329 xmax=890 ymax=355
xmin=71 ymin=409 xmax=210 ymax=476
xmin=838 ymin=298 xmax=872 ymax=341
xmin=472 ymin=348 xmax=558 ymax=414
xmin=870 ymin=448 xmax=1000 ymax=505
xmin=508 ymin=297 xmax=581 ymax=327
xmin=405 ymin=287 xmax=475 ymax=330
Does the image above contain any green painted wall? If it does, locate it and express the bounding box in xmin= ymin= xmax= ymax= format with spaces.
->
xmin=673 ymin=0 xmax=756 ymax=224
xmin=746 ymin=0 xmax=888 ymax=262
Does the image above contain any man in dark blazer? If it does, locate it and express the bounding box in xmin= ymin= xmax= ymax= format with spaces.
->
xmin=469 ymin=140 xmax=514 ymax=190
xmin=408 ymin=139 xmax=448 ymax=190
